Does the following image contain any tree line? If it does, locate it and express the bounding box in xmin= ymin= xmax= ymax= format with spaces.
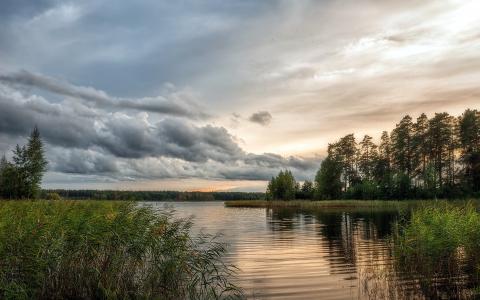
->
xmin=267 ymin=109 xmax=480 ymax=200
xmin=42 ymin=190 xmax=265 ymax=201
xmin=0 ymin=127 xmax=47 ymax=199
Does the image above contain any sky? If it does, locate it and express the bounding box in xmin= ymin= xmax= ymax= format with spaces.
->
xmin=0 ymin=0 xmax=479 ymax=191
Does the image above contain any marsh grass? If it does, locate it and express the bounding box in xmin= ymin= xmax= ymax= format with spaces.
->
xmin=224 ymin=199 xmax=420 ymax=210
xmin=392 ymin=201 xmax=480 ymax=299
xmin=0 ymin=200 xmax=243 ymax=300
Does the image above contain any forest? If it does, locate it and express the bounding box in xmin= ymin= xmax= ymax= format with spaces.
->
xmin=267 ymin=109 xmax=480 ymax=200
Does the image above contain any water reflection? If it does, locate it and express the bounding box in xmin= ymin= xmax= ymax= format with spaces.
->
xmin=147 ymin=202 xmax=476 ymax=299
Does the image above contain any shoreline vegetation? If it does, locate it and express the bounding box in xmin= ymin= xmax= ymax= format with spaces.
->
xmin=265 ymin=110 xmax=480 ymax=202
xmin=224 ymin=199 xmax=479 ymax=209
xmin=225 ymin=199 xmax=413 ymax=209
xmin=0 ymin=200 xmax=243 ymax=299
xmin=391 ymin=201 xmax=480 ymax=298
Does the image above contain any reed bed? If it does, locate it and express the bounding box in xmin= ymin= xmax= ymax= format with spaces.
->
xmin=224 ymin=199 xmax=420 ymax=210
xmin=392 ymin=201 xmax=480 ymax=299
xmin=0 ymin=200 xmax=243 ymax=300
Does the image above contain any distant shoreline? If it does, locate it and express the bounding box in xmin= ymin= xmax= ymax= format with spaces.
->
xmin=224 ymin=199 xmax=479 ymax=209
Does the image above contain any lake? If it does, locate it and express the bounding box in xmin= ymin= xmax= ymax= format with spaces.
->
xmin=146 ymin=201 xmax=463 ymax=299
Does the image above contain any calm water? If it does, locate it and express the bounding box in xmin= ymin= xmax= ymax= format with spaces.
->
xmin=145 ymin=201 xmax=409 ymax=299
xmin=145 ymin=201 xmax=480 ymax=299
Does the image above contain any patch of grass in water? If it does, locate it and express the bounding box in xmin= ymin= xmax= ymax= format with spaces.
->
xmin=225 ymin=199 xmax=421 ymax=210
xmin=393 ymin=201 xmax=480 ymax=298
xmin=0 ymin=200 xmax=243 ymax=299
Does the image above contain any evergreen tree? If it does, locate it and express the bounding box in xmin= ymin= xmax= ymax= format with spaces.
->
xmin=25 ymin=126 xmax=48 ymax=198
xmin=458 ymin=109 xmax=480 ymax=192
xmin=391 ymin=115 xmax=414 ymax=179
xmin=428 ymin=113 xmax=456 ymax=191
xmin=304 ymin=109 xmax=480 ymax=200
xmin=330 ymin=134 xmax=359 ymax=191
xmin=412 ymin=113 xmax=430 ymax=187
xmin=375 ymin=131 xmax=393 ymax=198
xmin=0 ymin=127 xmax=47 ymax=199
xmin=358 ymin=135 xmax=378 ymax=181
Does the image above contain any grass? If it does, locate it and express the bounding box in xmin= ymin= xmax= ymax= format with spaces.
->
xmin=0 ymin=200 xmax=243 ymax=300
xmin=392 ymin=201 xmax=480 ymax=298
xmin=224 ymin=199 xmax=423 ymax=210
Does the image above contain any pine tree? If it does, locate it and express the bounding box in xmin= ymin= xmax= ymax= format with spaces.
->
xmin=25 ymin=126 xmax=48 ymax=198
xmin=428 ymin=113 xmax=456 ymax=190
xmin=412 ymin=113 xmax=430 ymax=187
xmin=458 ymin=109 xmax=480 ymax=192
xmin=0 ymin=126 xmax=48 ymax=199
xmin=358 ymin=135 xmax=378 ymax=181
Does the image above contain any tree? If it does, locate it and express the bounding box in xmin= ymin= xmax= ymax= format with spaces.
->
xmin=25 ymin=126 xmax=48 ymax=198
xmin=329 ymin=134 xmax=359 ymax=191
xmin=391 ymin=115 xmax=414 ymax=197
xmin=0 ymin=126 xmax=47 ymax=199
xmin=391 ymin=115 xmax=414 ymax=179
xmin=0 ymin=155 xmax=17 ymax=199
xmin=305 ymin=109 xmax=480 ymax=200
xmin=298 ymin=180 xmax=314 ymax=199
xmin=374 ymin=131 xmax=393 ymax=198
xmin=266 ymin=170 xmax=297 ymax=200
xmin=412 ymin=113 xmax=430 ymax=187
xmin=458 ymin=109 xmax=480 ymax=192
xmin=314 ymin=156 xmax=342 ymax=200
xmin=358 ymin=135 xmax=378 ymax=181
xmin=428 ymin=113 xmax=456 ymax=191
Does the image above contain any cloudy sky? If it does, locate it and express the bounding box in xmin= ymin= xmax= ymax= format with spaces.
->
xmin=0 ymin=0 xmax=479 ymax=191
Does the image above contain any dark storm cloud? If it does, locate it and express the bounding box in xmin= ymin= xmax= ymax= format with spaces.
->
xmin=0 ymin=81 xmax=319 ymax=182
xmin=249 ymin=111 xmax=272 ymax=126
xmin=0 ymin=88 xmax=236 ymax=162
xmin=0 ymin=70 xmax=210 ymax=119
xmin=51 ymin=149 xmax=119 ymax=174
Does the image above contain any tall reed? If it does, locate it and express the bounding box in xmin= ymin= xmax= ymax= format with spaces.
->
xmin=393 ymin=202 xmax=480 ymax=298
xmin=0 ymin=200 xmax=243 ymax=299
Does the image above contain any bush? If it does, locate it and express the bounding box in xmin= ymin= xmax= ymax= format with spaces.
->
xmin=0 ymin=201 xmax=243 ymax=299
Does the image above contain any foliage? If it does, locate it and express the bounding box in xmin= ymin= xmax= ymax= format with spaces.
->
xmin=40 ymin=190 xmax=266 ymax=201
xmin=0 ymin=200 xmax=243 ymax=300
xmin=266 ymin=170 xmax=297 ymax=200
xmin=0 ymin=127 xmax=47 ymax=199
xmin=296 ymin=180 xmax=314 ymax=199
xmin=305 ymin=109 xmax=480 ymax=200
xmin=393 ymin=202 xmax=480 ymax=297
xmin=314 ymin=157 xmax=342 ymax=199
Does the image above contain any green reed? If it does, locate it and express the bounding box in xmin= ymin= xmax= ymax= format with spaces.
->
xmin=393 ymin=201 xmax=480 ymax=298
xmin=0 ymin=200 xmax=243 ymax=300
xmin=225 ymin=199 xmax=419 ymax=210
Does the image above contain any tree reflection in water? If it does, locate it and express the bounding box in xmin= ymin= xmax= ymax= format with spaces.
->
xmin=265 ymin=206 xmax=479 ymax=299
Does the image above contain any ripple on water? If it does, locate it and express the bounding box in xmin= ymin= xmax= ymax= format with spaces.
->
xmin=144 ymin=202 xmax=454 ymax=299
